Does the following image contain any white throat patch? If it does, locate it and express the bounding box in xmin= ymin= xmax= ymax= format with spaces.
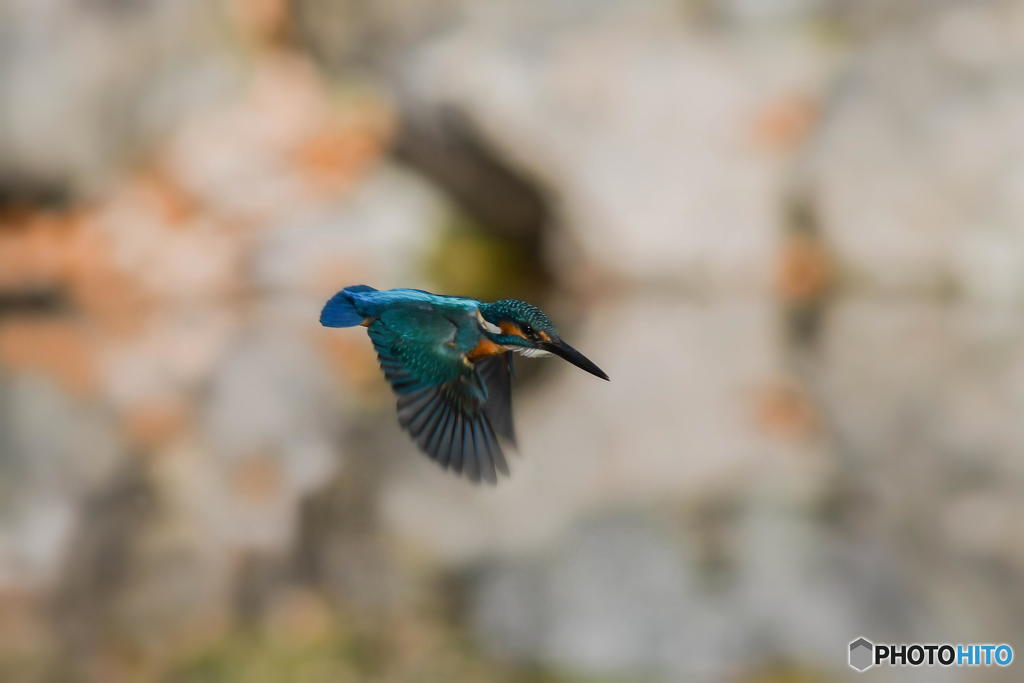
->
xmin=510 ymin=346 xmax=552 ymax=358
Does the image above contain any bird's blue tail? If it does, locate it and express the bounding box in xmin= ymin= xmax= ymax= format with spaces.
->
xmin=320 ymin=285 xmax=377 ymax=327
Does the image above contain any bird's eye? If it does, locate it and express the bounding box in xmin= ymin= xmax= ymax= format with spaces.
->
xmin=521 ymin=324 xmax=535 ymax=337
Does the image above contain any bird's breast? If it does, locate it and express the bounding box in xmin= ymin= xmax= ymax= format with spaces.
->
xmin=466 ymin=336 xmax=505 ymax=362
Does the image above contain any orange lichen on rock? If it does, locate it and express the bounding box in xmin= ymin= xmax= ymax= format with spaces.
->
xmin=751 ymin=382 xmax=818 ymax=440
xmin=231 ymin=455 xmax=284 ymax=503
xmin=316 ymin=329 xmax=380 ymax=390
xmin=135 ymin=165 xmax=202 ymax=227
xmin=749 ymin=94 xmax=819 ymax=152
xmin=0 ymin=203 xmax=153 ymax=334
xmin=231 ymin=0 xmax=292 ymax=44
xmin=122 ymin=398 xmax=192 ymax=449
xmin=0 ymin=319 xmax=96 ymax=395
xmin=64 ymin=216 xmax=151 ymax=332
xmin=291 ymin=100 xmax=393 ymax=196
xmin=776 ymin=236 xmax=832 ymax=302
xmin=0 ymin=211 xmax=78 ymax=289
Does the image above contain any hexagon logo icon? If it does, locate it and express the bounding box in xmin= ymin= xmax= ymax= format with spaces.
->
xmin=849 ymin=637 xmax=875 ymax=672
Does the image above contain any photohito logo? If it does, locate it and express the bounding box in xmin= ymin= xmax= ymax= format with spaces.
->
xmin=848 ymin=637 xmax=1014 ymax=672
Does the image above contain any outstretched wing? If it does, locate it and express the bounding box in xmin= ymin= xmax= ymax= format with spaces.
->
xmin=477 ymin=354 xmax=515 ymax=446
xmin=367 ymin=306 xmax=513 ymax=483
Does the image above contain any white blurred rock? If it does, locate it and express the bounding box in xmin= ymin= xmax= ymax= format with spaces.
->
xmin=0 ymin=0 xmax=241 ymax=194
xmin=96 ymin=308 xmax=236 ymax=411
xmin=811 ymin=2 xmax=1024 ymax=301
xmin=201 ymin=324 xmax=343 ymax=551
xmin=819 ymin=297 xmax=1024 ymax=480
xmin=0 ymin=374 xmax=119 ymax=589
xmin=252 ymin=165 xmax=445 ymax=296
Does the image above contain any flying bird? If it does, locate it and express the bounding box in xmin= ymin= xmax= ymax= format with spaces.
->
xmin=320 ymin=285 xmax=609 ymax=483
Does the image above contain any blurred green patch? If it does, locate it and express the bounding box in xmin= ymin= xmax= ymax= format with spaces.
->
xmin=159 ymin=609 xmax=604 ymax=683
xmin=745 ymin=662 xmax=832 ymax=683
xmin=426 ymin=214 xmax=547 ymax=304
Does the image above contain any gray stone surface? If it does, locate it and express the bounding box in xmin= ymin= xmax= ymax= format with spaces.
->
xmin=0 ymin=0 xmax=241 ymax=196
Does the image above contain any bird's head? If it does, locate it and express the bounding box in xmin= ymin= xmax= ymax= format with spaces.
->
xmin=479 ymin=299 xmax=609 ymax=380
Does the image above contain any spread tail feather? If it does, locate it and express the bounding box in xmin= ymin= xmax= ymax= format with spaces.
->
xmin=320 ymin=285 xmax=377 ymax=327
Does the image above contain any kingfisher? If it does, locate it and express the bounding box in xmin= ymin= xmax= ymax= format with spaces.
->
xmin=320 ymin=285 xmax=608 ymax=483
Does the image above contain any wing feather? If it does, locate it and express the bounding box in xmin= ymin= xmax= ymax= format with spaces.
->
xmin=366 ymin=307 xmax=516 ymax=483
xmin=473 ymin=419 xmax=497 ymax=484
xmin=477 ymin=355 xmax=516 ymax=446
xmin=417 ymin=396 xmax=447 ymax=450
xmin=427 ymin=406 xmax=452 ymax=467
xmin=450 ymin=411 xmax=465 ymax=475
xmin=463 ymin=416 xmax=480 ymax=482
xmin=437 ymin=406 xmax=458 ymax=469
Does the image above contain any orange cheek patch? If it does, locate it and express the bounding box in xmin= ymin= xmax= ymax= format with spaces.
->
xmin=499 ymin=321 xmax=523 ymax=338
xmin=538 ymin=330 xmax=551 ymax=342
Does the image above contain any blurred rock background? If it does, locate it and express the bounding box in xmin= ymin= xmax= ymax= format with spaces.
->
xmin=0 ymin=0 xmax=1022 ymax=681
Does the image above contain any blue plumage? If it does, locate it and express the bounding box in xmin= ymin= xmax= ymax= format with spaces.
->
xmin=319 ymin=284 xmax=378 ymax=327
xmin=320 ymin=285 xmax=608 ymax=483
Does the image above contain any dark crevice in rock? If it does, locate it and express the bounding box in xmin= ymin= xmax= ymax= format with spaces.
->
xmin=0 ymin=287 xmax=70 ymax=318
xmin=782 ymin=192 xmax=828 ymax=349
xmin=0 ymin=176 xmax=73 ymax=214
xmin=51 ymin=457 xmax=157 ymax=677
xmin=390 ymin=105 xmax=555 ymax=297
xmin=393 ymin=107 xmax=549 ymax=243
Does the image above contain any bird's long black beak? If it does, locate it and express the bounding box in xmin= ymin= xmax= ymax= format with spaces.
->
xmin=541 ymin=338 xmax=609 ymax=381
